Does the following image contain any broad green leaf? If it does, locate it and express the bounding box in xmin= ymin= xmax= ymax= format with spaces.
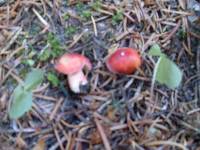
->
xmin=9 ymin=85 xmax=33 ymax=119
xmin=148 ymin=44 xmax=163 ymax=57
xmin=153 ymin=56 xmax=182 ymax=89
xmin=24 ymin=69 xmax=44 ymax=91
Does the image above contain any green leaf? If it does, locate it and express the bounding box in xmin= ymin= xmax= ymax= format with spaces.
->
xmin=22 ymin=59 xmax=35 ymax=66
xmin=153 ymin=56 xmax=182 ymax=89
xmin=8 ymin=69 xmax=44 ymax=119
xmin=47 ymin=72 xmax=59 ymax=87
xmin=148 ymin=44 xmax=163 ymax=56
xmin=9 ymin=85 xmax=33 ymax=119
xmin=24 ymin=69 xmax=44 ymax=91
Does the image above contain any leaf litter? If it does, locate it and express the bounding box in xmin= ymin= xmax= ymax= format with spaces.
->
xmin=0 ymin=0 xmax=200 ymax=149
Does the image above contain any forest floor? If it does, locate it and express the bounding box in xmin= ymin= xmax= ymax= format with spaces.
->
xmin=0 ymin=0 xmax=200 ymax=150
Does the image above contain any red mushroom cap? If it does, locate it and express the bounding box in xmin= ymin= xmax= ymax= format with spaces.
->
xmin=106 ymin=48 xmax=141 ymax=74
xmin=55 ymin=53 xmax=92 ymax=75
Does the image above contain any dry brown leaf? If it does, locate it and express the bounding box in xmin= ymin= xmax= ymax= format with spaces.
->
xmin=144 ymin=0 xmax=156 ymax=6
xmin=0 ymin=136 xmax=15 ymax=150
xmin=90 ymin=125 xmax=111 ymax=145
xmin=16 ymin=135 xmax=27 ymax=149
xmin=90 ymin=129 xmax=102 ymax=145
xmin=106 ymin=106 xmax=117 ymax=122
xmin=89 ymin=101 xmax=101 ymax=110
xmin=32 ymin=139 xmax=45 ymax=150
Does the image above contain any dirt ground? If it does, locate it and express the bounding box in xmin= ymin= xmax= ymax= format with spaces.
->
xmin=0 ymin=0 xmax=200 ymax=150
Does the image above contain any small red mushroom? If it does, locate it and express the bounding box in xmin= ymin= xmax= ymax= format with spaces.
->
xmin=55 ymin=53 xmax=92 ymax=93
xmin=106 ymin=48 xmax=141 ymax=74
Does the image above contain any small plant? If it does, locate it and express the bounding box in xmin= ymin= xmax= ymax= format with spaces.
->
xmin=76 ymin=2 xmax=85 ymax=12
xmin=81 ymin=10 xmax=92 ymax=20
xmin=112 ymin=10 xmax=123 ymax=25
xmin=63 ymin=13 xmax=70 ymax=21
xmin=65 ymin=26 xmax=77 ymax=37
xmin=9 ymin=69 xmax=44 ymax=119
xmin=91 ymin=1 xmax=101 ymax=10
xmin=38 ymin=33 xmax=64 ymax=61
xmin=22 ymin=59 xmax=35 ymax=66
xmin=47 ymin=72 xmax=59 ymax=87
xmin=47 ymin=33 xmax=64 ymax=57
xmin=177 ymin=28 xmax=187 ymax=40
xmin=30 ymin=24 xmax=42 ymax=35
xmin=39 ymin=48 xmax=51 ymax=61
xmin=75 ymin=2 xmax=92 ymax=21
xmin=21 ymin=46 xmax=37 ymax=66
xmin=148 ymin=44 xmax=182 ymax=89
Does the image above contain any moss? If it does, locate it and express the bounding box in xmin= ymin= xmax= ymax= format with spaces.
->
xmin=47 ymin=72 xmax=60 ymax=87
xmin=38 ymin=33 xmax=64 ymax=62
xmin=65 ymin=26 xmax=78 ymax=37
xmin=112 ymin=10 xmax=123 ymax=25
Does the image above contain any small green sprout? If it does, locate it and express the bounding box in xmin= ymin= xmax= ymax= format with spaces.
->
xmin=39 ymin=49 xmax=51 ymax=61
xmin=38 ymin=33 xmax=64 ymax=62
xmin=112 ymin=10 xmax=123 ymax=25
xmin=47 ymin=72 xmax=59 ymax=87
xmin=91 ymin=1 xmax=101 ymax=10
xmin=65 ymin=26 xmax=77 ymax=36
xmin=82 ymin=10 xmax=92 ymax=20
xmin=177 ymin=28 xmax=187 ymax=40
xmin=47 ymin=33 xmax=63 ymax=57
xmin=63 ymin=13 xmax=70 ymax=21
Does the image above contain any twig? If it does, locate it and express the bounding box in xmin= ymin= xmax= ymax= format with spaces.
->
xmin=1 ymin=61 xmax=23 ymax=85
xmin=187 ymin=108 xmax=200 ymax=115
xmin=182 ymin=42 xmax=194 ymax=56
xmin=0 ymin=27 xmax=22 ymax=54
xmin=115 ymin=26 xmax=135 ymax=41
xmin=49 ymin=98 xmax=63 ymax=120
xmin=32 ymin=8 xmax=49 ymax=29
xmin=53 ymin=125 xmax=65 ymax=150
xmin=161 ymin=9 xmax=192 ymax=16
xmin=6 ymin=46 xmax=24 ymax=61
xmin=145 ymin=140 xmax=187 ymax=150
xmin=49 ymin=136 xmax=66 ymax=150
xmin=94 ymin=116 xmax=112 ymax=150
xmin=91 ymin=16 xmax=98 ymax=36
xmin=110 ymin=124 xmax=128 ymax=131
xmin=67 ymin=32 xmax=84 ymax=49
xmin=33 ymin=94 xmax=57 ymax=102
xmin=161 ymin=20 xmax=181 ymax=43
xmin=84 ymin=16 xmax=110 ymax=25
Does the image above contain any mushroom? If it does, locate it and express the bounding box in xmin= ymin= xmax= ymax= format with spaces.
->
xmin=106 ymin=47 xmax=141 ymax=74
xmin=55 ymin=53 xmax=92 ymax=93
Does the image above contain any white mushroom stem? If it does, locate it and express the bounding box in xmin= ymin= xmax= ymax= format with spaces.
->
xmin=67 ymin=71 xmax=88 ymax=93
